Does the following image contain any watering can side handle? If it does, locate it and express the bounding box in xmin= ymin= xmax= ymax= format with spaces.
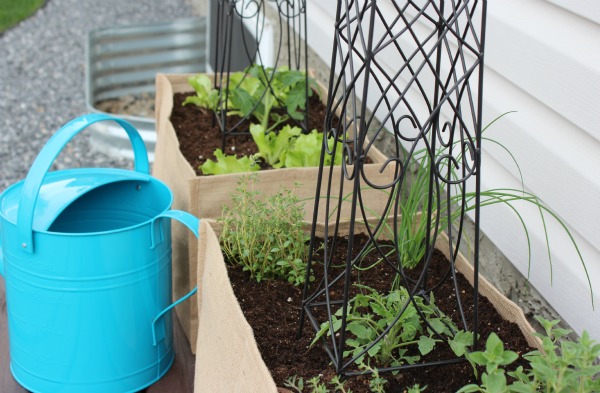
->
xmin=150 ymin=210 xmax=199 ymax=249
xmin=152 ymin=286 xmax=197 ymax=346
xmin=150 ymin=210 xmax=200 ymax=346
xmin=17 ymin=114 xmax=150 ymax=254
xmin=0 ymin=225 xmax=3 ymax=276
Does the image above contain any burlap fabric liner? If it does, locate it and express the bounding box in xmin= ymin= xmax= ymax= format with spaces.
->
xmin=153 ymin=73 xmax=389 ymax=353
xmin=193 ymin=218 xmax=541 ymax=393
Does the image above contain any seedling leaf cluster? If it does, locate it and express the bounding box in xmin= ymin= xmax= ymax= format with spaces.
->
xmin=185 ymin=66 xmax=340 ymax=175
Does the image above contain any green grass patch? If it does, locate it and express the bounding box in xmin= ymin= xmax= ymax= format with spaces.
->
xmin=0 ymin=0 xmax=45 ymax=33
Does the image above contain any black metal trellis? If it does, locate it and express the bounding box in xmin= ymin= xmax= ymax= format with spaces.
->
xmin=299 ymin=0 xmax=487 ymax=376
xmin=212 ymin=0 xmax=311 ymax=148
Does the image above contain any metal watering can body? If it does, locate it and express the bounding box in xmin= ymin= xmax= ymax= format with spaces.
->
xmin=0 ymin=114 xmax=199 ymax=393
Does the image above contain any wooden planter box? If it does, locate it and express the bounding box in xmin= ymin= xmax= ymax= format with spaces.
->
xmin=192 ymin=219 xmax=541 ymax=393
xmin=152 ymin=73 xmax=391 ymax=352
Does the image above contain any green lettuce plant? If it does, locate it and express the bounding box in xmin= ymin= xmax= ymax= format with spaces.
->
xmin=250 ymin=123 xmax=301 ymax=168
xmin=186 ymin=66 xmax=335 ymax=174
xmin=185 ymin=65 xmax=318 ymax=133
xmin=284 ymin=129 xmax=344 ymax=168
xmin=236 ymin=65 xmax=317 ymax=132
xmin=200 ymin=148 xmax=259 ymax=175
xmin=201 ymin=124 xmax=344 ymax=174
xmin=182 ymin=74 xmax=219 ymax=111
xmin=248 ymin=124 xmax=344 ymax=169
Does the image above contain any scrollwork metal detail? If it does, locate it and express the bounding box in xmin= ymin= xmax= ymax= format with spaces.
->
xmin=300 ymin=0 xmax=488 ymax=378
xmin=212 ymin=0 xmax=309 ymax=147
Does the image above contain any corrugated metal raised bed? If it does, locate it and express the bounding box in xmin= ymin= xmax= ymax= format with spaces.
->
xmin=85 ymin=18 xmax=207 ymax=161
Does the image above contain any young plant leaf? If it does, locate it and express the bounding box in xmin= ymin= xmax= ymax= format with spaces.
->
xmin=184 ymin=74 xmax=219 ymax=110
xmin=200 ymin=149 xmax=259 ymax=175
xmin=418 ymin=335 xmax=436 ymax=356
xmin=449 ymin=330 xmax=474 ymax=357
xmin=250 ymin=124 xmax=301 ymax=167
xmin=284 ymin=129 xmax=343 ymax=168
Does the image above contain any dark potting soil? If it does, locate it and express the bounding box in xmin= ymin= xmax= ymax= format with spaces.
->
xmin=226 ymin=234 xmax=535 ymax=393
xmin=170 ymin=92 xmax=335 ymax=176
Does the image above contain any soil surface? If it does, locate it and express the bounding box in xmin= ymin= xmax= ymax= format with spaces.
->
xmin=170 ymin=91 xmax=340 ymax=175
xmin=227 ymin=234 xmax=535 ymax=392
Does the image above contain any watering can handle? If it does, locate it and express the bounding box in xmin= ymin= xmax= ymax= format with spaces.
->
xmin=150 ymin=210 xmax=200 ymax=346
xmin=0 ymin=233 xmax=3 ymax=277
xmin=17 ymin=114 xmax=150 ymax=254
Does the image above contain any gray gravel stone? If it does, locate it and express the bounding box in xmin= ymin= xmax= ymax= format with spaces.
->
xmin=0 ymin=0 xmax=196 ymax=192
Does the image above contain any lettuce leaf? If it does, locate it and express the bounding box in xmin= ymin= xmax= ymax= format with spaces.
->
xmin=227 ymin=72 xmax=263 ymax=118
xmin=250 ymin=124 xmax=301 ymax=167
xmin=284 ymin=130 xmax=343 ymax=168
xmin=200 ymin=149 xmax=259 ymax=175
xmin=183 ymin=74 xmax=219 ymax=110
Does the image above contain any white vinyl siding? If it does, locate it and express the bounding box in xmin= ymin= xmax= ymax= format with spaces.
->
xmin=304 ymin=0 xmax=600 ymax=340
xmin=546 ymin=0 xmax=600 ymax=25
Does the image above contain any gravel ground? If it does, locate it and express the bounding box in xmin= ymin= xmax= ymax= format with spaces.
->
xmin=0 ymin=0 xmax=197 ymax=192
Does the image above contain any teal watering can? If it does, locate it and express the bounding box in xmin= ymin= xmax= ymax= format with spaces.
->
xmin=0 ymin=114 xmax=199 ymax=393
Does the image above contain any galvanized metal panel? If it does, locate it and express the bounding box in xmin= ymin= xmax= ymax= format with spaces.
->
xmin=91 ymin=48 xmax=206 ymax=73
xmin=85 ymin=18 xmax=208 ymax=161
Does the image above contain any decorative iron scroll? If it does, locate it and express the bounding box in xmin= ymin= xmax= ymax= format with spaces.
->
xmin=212 ymin=0 xmax=309 ymax=148
xmin=300 ymin=0 xmax=488 ymax=376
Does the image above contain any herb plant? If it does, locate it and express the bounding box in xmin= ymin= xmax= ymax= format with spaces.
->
xmin=374 ymin=113 xmax=593 ymax=305
xmin=359 ymin=363 xmax=388 ymax=393
xmin=406 ymin=384 xmax=428 ymax=393
xmin=220 ymin=175 xmax=311 ymax=285
xmin=458 ymin=317 xmax=600 ymax=393
xmin=510 ymin=317 xmax=600 ymax=393
xmin=284 ymin=375 xmax=353 ymax=393
xmin=311 ymin=284 xmax=472 ymax=368
xmin=284 ymin=375 xmax=307 ymax=393
xmin=457 ymin=333 xmax=519 ymax=393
